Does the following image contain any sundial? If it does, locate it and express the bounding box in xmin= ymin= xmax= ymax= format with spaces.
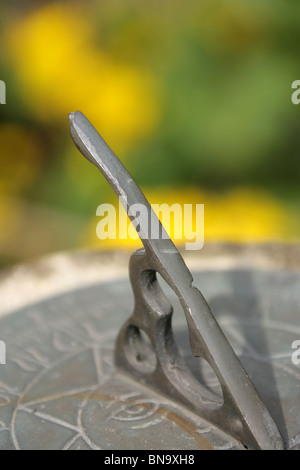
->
xmin=0 ymin=112 xmax=299 ymax=450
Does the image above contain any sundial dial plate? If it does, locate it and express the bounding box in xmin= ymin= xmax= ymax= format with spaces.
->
xmin=0 ymin=246 xmax=299 ymax=450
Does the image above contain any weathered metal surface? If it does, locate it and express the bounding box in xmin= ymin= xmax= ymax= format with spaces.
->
xmin=0 ymin=268 xmax=299 ymax=450
xmin=68 ymin=111 xmax=285 ymax=449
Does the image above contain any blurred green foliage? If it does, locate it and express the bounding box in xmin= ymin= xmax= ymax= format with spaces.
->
xmin=0 ymin=0 xmax=300 ymax=266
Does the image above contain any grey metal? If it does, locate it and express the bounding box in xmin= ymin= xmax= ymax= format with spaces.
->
xmin=1 ymin=262 xmax=300 ymax=450
xmin=69 ymin=111 xmax=284 ymax=450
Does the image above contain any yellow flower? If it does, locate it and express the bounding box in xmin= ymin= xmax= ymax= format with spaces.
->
xmin=205 ymin=188 xmax=298 ymax=243
xmin=6 ymin=3 xmax=158 ymax=152
xmin=81 ymin=186 xmax=300 ymax=251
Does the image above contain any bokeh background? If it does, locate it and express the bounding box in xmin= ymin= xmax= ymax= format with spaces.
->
xmin=1 ymin=0 xmax=300 ymax=268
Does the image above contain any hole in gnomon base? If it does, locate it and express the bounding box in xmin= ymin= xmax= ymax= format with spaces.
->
xmin=125 ymin=326 xmax=157 ymax=374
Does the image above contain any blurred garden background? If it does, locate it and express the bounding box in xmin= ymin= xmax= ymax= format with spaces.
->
xmin=1 ymin=0 xmax=300 ymax=268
